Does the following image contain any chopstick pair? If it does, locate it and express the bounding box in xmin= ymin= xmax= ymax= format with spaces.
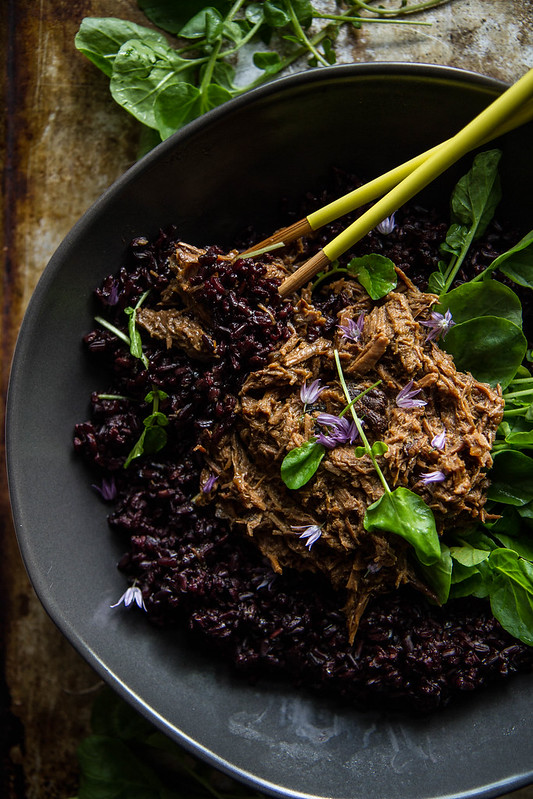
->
xmin=242 ymin=68 xmax=533 ymax=297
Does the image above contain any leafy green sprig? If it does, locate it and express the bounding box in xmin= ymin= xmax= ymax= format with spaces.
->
xmin=75 ymin=0 xmax=454 ymax=144
xmin=95 ymin=290 xmax=171 ymax=466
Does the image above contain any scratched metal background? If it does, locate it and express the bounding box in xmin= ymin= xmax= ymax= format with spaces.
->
xmin=1 ymin=1 xmax=532 ymax=796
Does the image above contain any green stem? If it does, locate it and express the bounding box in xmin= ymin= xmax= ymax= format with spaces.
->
xmin=286 ymin=1 xmax=329 ymax=66
xmin=334 ymin=350 xmax=391 ymax=494
xmin=94 ymin=316 xmax=130 ymax=346
xmin=314 ymin=13 xmax=431 ymax=25
xmin=349 ymin=0 xmax=451 ymax=15
xmin=503 ymin=388 xmax=533 ymax=401
xmin=442 ymin=228 xmax=477 ymax=293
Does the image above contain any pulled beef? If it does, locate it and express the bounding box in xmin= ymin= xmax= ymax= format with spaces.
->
xmin=205 ymin=269 xmax=504 ymax=640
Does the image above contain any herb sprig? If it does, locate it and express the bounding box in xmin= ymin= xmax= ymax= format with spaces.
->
xmin=75 ymin=0 xmax=455 ymax=146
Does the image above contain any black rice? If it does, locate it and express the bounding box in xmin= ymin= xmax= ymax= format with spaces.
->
xmin=74 ymin=186 xmax=533 ymax=714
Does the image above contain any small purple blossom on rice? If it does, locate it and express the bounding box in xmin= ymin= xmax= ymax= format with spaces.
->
xmin=202 ymin=473 xmax=218 ymax=493
xmin=316 ymin=412 xmax=358 ymax=448
xmin=431 ymin=429 xmax=447 ymax=451
xmin=291 ymin=524 xmax=322 ymax=550
xmin=338 ymin=312 xmax=365 ymax=344
xmin=376 ymin=213 xmax=396 ymax=235
xmin=92 ymin=476 xmax=117 ymax=501
xmin=419 ymin=470 xmax=446 ymax=485
xmin=300 ymin=378 xmax=327 ymax=406
xmin=396 ymin=380 xmax=427 ymax=409
xmin=420 ymin=309 xmax=455 ymax=342
xmin=111 ymin=585 xmax=146 ymax=611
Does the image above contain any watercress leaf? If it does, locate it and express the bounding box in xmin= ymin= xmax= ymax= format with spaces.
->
xmin=418 ymin=544 xmax=452 ymax=603
xmin=441 ymin=316 xmax=527 ymax=390
xmin=246 ymin=3 xmax=265 ymax=25
xmin=143 ymin=425 xmax=168 ymax=454
xmin=437 ymin=280 xmax=522 ymax=327
xmin=264 ymin=1 xmax=291 ymax=27
xmin=137 ymin=0 xmax=230 ymax=34
xmin=450 ymin=545 xmax=490 ymax=567
xmin=110 ymin=40 xmax=191 ymax=129
xmin=487 ymin=450 xmax=533 ymax=506
xmin=489 ymin=548 xmax=533 ymax=646
xmin=124 ymin=307 xmax=144 ymax=360
xmin=253 ymin=50 xmax=283 ymax=76
xmin=353 ymin=445 xmax=366 ymax=458
xmin=450 ymin=149 xmax=502 ymax=239
xmin=346 ymin=254 xmax=397 ymax=300
xmin=427 ymin=271 xmax=446 ymax=294
xmin=75 ymin=17 xmax=170 ymax=77
xmin=154 ymin=81 xmax=232 ymax=138
xmin=124 ymin=429 xmax=147 ymax=468
xmin=440 ymin=222 xmax=469 ymax=257
xmin=364 ymin=487 xmax=441 ymax=566
xmin=179 ymin=7 xmax=224 ymax=42
xmin=492 ymin=532 xmax=533 ymax=562
xmin=490 ymin=229 xmax=533 ymax=289
xmin=505 ymin=429 xmax=533 ymax=448
xmin=450 ymin=569 xmax=490 ymax=599
xmin=371 ymin=440 xmax=388 ymax=456
xmin=291 ymin=0 xmax=314 ymax=27
xmin=143 ymin=412 xmax=169 ymax=428
xmin=281 ymin=439 xmax=326 ymax=489
xmin=145 ymin=389 xmax=169 ymax=403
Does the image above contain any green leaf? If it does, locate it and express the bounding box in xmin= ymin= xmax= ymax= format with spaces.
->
xmin=427 ymin=270 xmax=446 ymax=294
xmin=364 ymin=487 xmax=441 ymax=566
xmin=418 ymin=544 xmax=453 ymax=603
xmin=450 ymin=545 xmax=490 ymax=567
xmin=179 ymin=7 xmax=224 ymax=41
xmin=488 ymin=449 xmax=533 ymax=506
xmin=110 ymin=40 xmax=192 ymax=129
xmin=75 ymin=17 xmax=171 ymax=77
xmin=281 ymin=439 xmax=326 ymax=489
xmin=437 ymin=280 xmax=522 ymax=327
xmin=246 ymin=3 xmax=265 ymax=25
xmin=491 ymin=229 xmax=533 ymax=289
xmin=346 ymin=254 xmax=397 ymax=300
xmin=124 ymin=428 xmax=147 ymax=468
xmin=370 ymin=440 xmax=388 ymax=456
xmin=253 ymin=50 xmax=283 ymax=77
xmin=440 ymin=222 xmax=469 ymax=258
xmin=492 ymin=532 xmax=533 ymax=562
xmin=489 ymin=548 xmax=533 ymax=646
xmin=290 ymin=0 xmax=314 ymax=27
xmin=153 ymin=81 xmax=232 ymax=138
xmin=143 ymin=425 xmax=168 ymax=454
xmin=442 ymin=316 xmax=527 ymax=390
xmin=264 ymin=1 xmax=291 ymax=27
xmin=138 ymin=0 xmax=230 ymax=34
xmin=450 ymin=149 xmax=502 ymax=239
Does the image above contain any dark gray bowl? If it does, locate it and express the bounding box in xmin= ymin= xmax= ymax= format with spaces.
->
xmin=7 ymin=63 xmax=533 ymax=799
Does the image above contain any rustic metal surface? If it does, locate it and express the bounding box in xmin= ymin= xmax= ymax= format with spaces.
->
xmin=0 ymin=1 xmax=532 ymax=797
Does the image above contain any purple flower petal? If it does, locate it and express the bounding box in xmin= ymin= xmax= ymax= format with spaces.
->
xmin=396 ymin=380 xmax=427 ymax=409
xmin=300 ymin=378 xmax=328 ymax=406
xmin=291 ymin=524 xmax=322 ymax=550
xmin=92 ymin=476 xmax=117 ymax=501
xmin=419 ymin=470 xmax=446 ymax=485
xmin=338 ymin=312 xmax=365 ymax=344
xmin=111 ymin=585 xmax=147 ymax=611
xmin=420 ymin=309 xmax=455 ymax=342
xmin=316 ymin=413 xmax=358 ymax=446
xmin=202 ymin=473 xmax=218 ymax=493
xmin=431 ymin=429 xmax=447 ymax=451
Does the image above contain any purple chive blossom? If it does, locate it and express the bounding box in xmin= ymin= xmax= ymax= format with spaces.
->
xmin=376 ymin=213 xmax=396 ymax=235
xmin=202 ymin=473 xmax=218 ymax=493
xmin=420 ymin=309 xmax=456 ymax=342
xmin=431 ymin=429 xmax=447 ymax=451
xmin=338 ymin=312 xmax=365 ymax=344
xmin=396 ymin=380 xmax=427 ymax=410
xmin=419 ymin=470 xmax=446 ymax=485
xmin=92 ymin=476 xmax=117 ymax=501
xmin=300 ymin=378 xmax=328 ymax=407
xmin=316 ymin=412 xmax=359 ymax=449
xmin=291 ymin=524 xmax=323 ymax=550
xmin=111 ymin=585 xmax=147 ymax=611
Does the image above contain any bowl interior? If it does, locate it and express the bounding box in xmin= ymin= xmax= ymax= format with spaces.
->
xmin=7 ymin=64 xmax=533 ymax=799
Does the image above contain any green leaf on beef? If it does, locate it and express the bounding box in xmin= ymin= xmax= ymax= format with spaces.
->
xmin=346 ymin=254 xmax=397 ymax=300
xmin=436 ymin=280 xmax=522 ymax=327
xmin=364 ymin=487 xmax=441 ymax=566
xmin=440 ymin=316 xmax=526 ymax=390
xmin=281 ymin=439 xmax=326 ymax=489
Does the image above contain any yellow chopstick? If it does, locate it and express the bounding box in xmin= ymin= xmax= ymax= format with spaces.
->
xmin=276 ymin=68 xmax=533 ymax=295
xmin=241 ymin=99 xmax=533 ymax=258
